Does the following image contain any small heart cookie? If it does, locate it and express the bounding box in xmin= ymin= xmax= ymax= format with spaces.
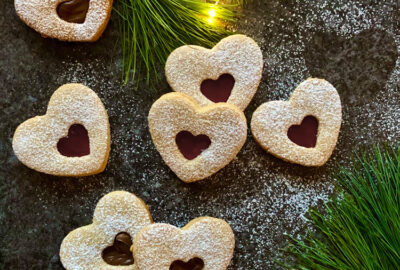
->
xmin=133 ymin=217 xmax=235 ymax=270
xmin=60 ymin=191 xmax=153 ymax=270
xmin=148 ymin=92 xmax=247 ymax=183
xmin=12 ymin=83 xmax=110 ymax=176
xmin=14 ymin=0 xmax=113 ymax=42
xmin=251 ymin=78 xmax=342 ymax=166
xmin=165 ymin=34 xmax=263 ymax=110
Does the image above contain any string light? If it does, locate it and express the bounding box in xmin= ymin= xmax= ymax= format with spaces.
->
xmin=207 ymin=1 xmax=218 ymax=24
xmin=208 ymin=9 xmax=217 ymax=18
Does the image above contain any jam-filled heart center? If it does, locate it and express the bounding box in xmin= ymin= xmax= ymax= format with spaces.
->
xmin=200 ymin=73 xmax=235 ymax=103
xmin=102 ymin=232 xmax=134 ymax=266
xmin=57 ymin=0 xmax=90 ymax=24
xmin=287 ymin=115 xmax=319 ymax=148
xmin=57 ymin=124 xmax=90 ymax=157
xmin=170 ymin=257 xmax=204 ymax=270
xmin=175 ymin=131 xmax=211 ymax=160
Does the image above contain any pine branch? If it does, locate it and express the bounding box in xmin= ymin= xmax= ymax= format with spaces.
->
xmin=114 ymin=0 xmax=242 ymax=84
xmin=282 ymin=144 xmax=400 ymax=269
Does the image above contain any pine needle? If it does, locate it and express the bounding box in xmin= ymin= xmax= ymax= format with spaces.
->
xmin=282 ymin=145 xmax=400 ymax=270
xmin=114 ymin=0 xmax=242 ymax=84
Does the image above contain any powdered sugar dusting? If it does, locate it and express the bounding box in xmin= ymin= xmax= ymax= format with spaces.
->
xmin=148 ymin=93 xmax=247 ymax=183
xmin=14 ymin=0 xmax=113 ymax=41
xmin=166 ymin=35 xmax=263 ymax=111
xmin=60 ymin=191 xmax=152 ymax=270
xmin=12 ymin=83 xmax=110 ymax=176
xmin=251 ymin=78 xmax=342 ymax=166
xmin=134 ymin=217 xmax=234 ymax=270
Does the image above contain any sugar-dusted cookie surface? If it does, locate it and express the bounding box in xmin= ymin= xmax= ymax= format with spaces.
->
xmin=165 ymin=34 xmax=263 ymax=111
xmin=14 ymin=0 xmax=113 ymax=42
xmin=60 ymin=191 xmax=153 ymax=270
xmin=251 ymin=78 xmax=342 ymax=167
xmin=148 ymin=92 xmax=247 ymax=183
xmin=133 ymin=217 xmax=235 ymax=270
xmin=12 ymin=83 xmax=110 ymax=176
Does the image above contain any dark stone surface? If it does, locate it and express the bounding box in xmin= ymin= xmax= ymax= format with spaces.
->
xmin=0 ymin=0 xmax=399 ymax=269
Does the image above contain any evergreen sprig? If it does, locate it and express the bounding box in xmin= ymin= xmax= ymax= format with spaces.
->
xmin=114 ymin=0 xmax=244 ymax=84
xmin=283 ymin=145 xmax=400 ymax=269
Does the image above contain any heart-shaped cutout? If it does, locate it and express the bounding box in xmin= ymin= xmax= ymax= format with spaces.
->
xmin=57 ymin=124 xmax=90 ymax=157
xmin=15 ymin=0 xmax=113 ymax=41
xmin=251 ymin=78 xmax=342 ymax=167
xmin=60 ymin=191 xmax=153 ymax=270
xmin=133 ymin=217 xmax=234 ymax=270
xmin=57 ymin=0 xmax=90 ymax=24
xmin=148 ymin=92 xmax=247 ymax=182
xmin=287 ymin=115 xmax=318 ymax=148
xmin=200 ymin=74 xmax=235 ymax=103
xmin=170 ymin=258 xmax=204 ymax=270
xmin=12 ymin=84 xmax=110 ymax=176
xmin=102 ymin=232 xmax=134 ymax=266
xmin=176 ymin=131 xmax=211 ymax=160
xmin=166 ymin=35 xmax=263 ymax=110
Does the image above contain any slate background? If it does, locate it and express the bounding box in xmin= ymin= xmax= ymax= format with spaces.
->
xmin=0 ymin=0 xmax=399 ymax=269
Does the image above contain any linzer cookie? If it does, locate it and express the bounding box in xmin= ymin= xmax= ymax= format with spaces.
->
xmin=148 ymin=92 xmax=247 ymax=183
xmin=60 ymin=191 xmax=153 ymax=269
xmin=251 ymin=78 xmax=342 ymax=166
xmin=165 ymin=34 xmax=263 ymax=110
xmin=12 ymin=83 xmax=110 ymax=176
xmin=14 ymin=0 xmax=113 ymax=42
xmin=133 ymin=217 xmax=235 ymax=270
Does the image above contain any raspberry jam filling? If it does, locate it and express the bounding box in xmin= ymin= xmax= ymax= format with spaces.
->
xmin=200 ymin=73 xmax=235 ymax=103
xmin=57 ymin=124 xmax=90 ymax=157
xmin=287 ymin=115 xmax=319 ymax=148
xmin=175 ymin=131 xmax=211 ymax=160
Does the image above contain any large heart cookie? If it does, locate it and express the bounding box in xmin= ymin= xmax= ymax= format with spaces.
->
xmin=165 ymin=34 xmax=263 ymax=110
xmin=12 ymin=83 xmax=110 ymax=176
xmin=15 ymin=0 xmax=113 ymax=42
xmin=148 ymin=92 xmax=247 ymax=183
xmin=251 ymin=78 xmax=342 ymax=166
xmin=60 ymin=191 xmax=153 ymax=270
xmin=133 ymin=217 xmax=235 ymax=270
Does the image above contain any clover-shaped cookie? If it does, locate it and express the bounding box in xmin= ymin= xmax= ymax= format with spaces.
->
xmin=12 ymin=83 xmax=110 ymax=176
xmin=60 ymin=191 xmax=153 ymax=270
xmin=165 ymin=34 xmax=263 ymax=110
xmin=133 ymin=217 xmax=235 ymax=270
xmin=15 ymin=0 xmax=113 ymax=42
xmin=148 ymin=92 xmax=247 ymax=182
xmin=251 ymin=78 xmax=342 ymax=166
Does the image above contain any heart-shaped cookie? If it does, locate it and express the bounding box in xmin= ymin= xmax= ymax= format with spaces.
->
xmin=165 ymin=34 xmax=263 ymax=110
xmin=14 ymin=0 xmax=113 ymax=42
xmin=12 ymin=83 xmax=110 ymax=176
xmin=251 ymin=78 xmax=342 ymax=166
xmin=60 ymin=191 xmax=153 ymax=270
xmin=133 ymin=217 xmax=235 ymax=270
xmin=148 ymin=92 xmax=247 ymax=183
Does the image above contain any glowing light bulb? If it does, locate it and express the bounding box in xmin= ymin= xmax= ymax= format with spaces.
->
xmin=208 ymin=9 xmax=216 ymax=18
xmin=207 ymin=8 xmax=216 ymax=24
